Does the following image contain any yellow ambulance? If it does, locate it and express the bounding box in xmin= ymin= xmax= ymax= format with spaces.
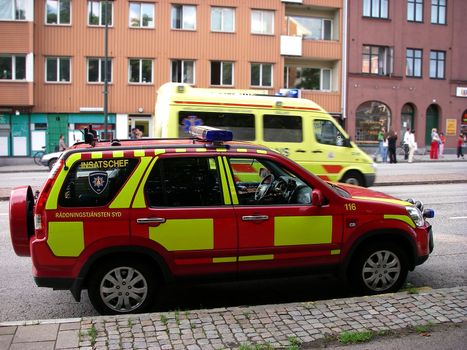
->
xmin=155 ymin=83 xmax=376 ymax=187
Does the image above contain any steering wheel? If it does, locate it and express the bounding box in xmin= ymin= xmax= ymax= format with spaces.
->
xmin=255 ymin=174 xmax=274 ymax=201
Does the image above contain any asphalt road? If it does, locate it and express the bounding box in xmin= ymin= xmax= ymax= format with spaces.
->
xmin=0 ymin=183 xmax=465 ymax=322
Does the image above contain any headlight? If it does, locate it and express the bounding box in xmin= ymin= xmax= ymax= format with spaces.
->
xmin=406 ymin=206 xmax=424 ymax=227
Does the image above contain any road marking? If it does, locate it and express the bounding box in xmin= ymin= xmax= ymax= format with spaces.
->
xmin=450 ymin=216 xmax=467 ymax=220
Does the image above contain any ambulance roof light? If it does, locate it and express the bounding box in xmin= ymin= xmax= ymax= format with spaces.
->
xmin=190 ymin=126 xmax=233 ymax=143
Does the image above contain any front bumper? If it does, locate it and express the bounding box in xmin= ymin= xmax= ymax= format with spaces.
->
xmin=364 ymin=173 xmax=376 ymax=187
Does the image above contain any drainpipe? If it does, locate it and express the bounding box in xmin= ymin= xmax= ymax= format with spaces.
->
xmin=341 ymin=0 xmax=348 ymax=131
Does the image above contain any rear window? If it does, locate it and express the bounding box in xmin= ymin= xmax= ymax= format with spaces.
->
xmin=58 ymin=158 xmax=138 ymax=207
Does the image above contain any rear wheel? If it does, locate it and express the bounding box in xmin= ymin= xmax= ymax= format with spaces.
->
xmin=341 ymin=171 xmax=364 ymax=187
xmin=349 ymin=243 xmax=408 ymax=294
xmin=88 ymin=259 xmax=157 ymax=315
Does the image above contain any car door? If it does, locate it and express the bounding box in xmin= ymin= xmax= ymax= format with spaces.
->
xmin=130 ymin=154 xmax=238 ymax=277
xmin=223 ymin=155 xmax=343 ymax=274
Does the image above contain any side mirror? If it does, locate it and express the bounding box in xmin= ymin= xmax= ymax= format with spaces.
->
xmin=311 ymin=189 xmax=324 ymax=207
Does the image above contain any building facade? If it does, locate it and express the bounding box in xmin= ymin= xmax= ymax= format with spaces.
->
xmin=346 ymin=0 xmax=467 ymax=150
xmin=0 ymin=0 xmax=344 ymax=157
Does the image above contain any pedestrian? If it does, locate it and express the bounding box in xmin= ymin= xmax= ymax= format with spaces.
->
xmin=134 ymin=127 xmax=143 ymax=139
xmin=382 ymin=133 xmax=388 ymax=163
xmin=403 ymin=127 xmax=410 ymax=160
xmin=58 ymin=134 xmax=67 ymax=151
xmin=387 ymin=129 xmax=398 ymax=163
xmin=377 ymin=127 xmax=385 ymax=162
xmin=457 ymin=133 xmax=465 ymax=159
xmin=439 ymin=132 xmax=446 ymax=157
xmin=407 ymin=129 xmax=417 ymax=163
xmin=430 ymin=128 xmax=440 ymax=159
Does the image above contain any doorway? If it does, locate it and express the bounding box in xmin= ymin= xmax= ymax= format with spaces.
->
xmin=425 ymin=105 xmax=439 ymax=145
xmin=128 ymin=116 xmax=151 ymax=138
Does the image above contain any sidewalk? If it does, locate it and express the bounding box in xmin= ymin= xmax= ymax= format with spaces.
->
xmin=1 ymin=286 xmax=466 ymax=349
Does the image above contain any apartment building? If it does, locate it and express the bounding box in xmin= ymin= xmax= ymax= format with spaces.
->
xmin=0 ymin=0 xmax=344 ymax=157
xmin=346 ymin=0 xmax=467 ymax=150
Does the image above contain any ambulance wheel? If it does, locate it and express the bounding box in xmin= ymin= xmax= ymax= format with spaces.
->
xmin=341 ymin=171 xmax=364 ymax=186
xmin=349 ymin=243 xmax=408 ymax=295
xmin=88 ymin=259 xmax=156 ymax=315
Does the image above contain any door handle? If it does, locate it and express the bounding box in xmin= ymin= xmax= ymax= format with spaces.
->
xmin=242 ymin=215 xmax=269 ymax=221
xmin=312 ymin=150 xmax=323 ymax=153
xmin=136 ymin=217 xmax=166 ymax=224
xmin=296 ymin=149 xmax=306 ymax=153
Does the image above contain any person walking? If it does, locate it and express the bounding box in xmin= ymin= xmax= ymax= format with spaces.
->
xmin=407 ymin=129 xmax=417 ymax=163
xmin=430 ymin=128 xmax=440 ymax=159
xmin=457 ymin=133 xmax=465 ymax=159
xmin=439 ymin=132 xmax=446 ymax=157
xmin=387 ymin=129 xmax=398 ymax=163
xmin=403 ymin=127 xmax=410 ymax=160
xmin=58 ymin=134 xmax=67 ymax=151
xmin=377 ymin=127 xmax=385 ymax=162
xmin=381 ymin=134 xmax=388 ymax=163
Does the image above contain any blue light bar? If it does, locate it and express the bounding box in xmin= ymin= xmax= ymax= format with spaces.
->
xmin=190 ymin=126 xmax=233 ymax=142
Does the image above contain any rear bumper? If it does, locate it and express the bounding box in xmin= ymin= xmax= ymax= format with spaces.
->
xmin=34 ymin=276 xmax=74 ymax=290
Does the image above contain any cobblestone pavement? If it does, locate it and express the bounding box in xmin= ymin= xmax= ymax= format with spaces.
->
xmin=1 ymin=286 xmax=466 ymax=349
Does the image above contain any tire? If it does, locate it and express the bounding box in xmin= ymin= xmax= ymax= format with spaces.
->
xmin=88 ymin=259 xmax=157 ymax=315
xmin=349 ymin=243 xmax=408 ymax=295
xmin=341 ymin=171 xmax=364 ymax=187
xmin=48 ymin=158 xmax=57 ymax=170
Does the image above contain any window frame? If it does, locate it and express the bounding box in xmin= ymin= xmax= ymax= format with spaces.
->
xmin=362 ymin=0 xmax=389 ymax=19
xmin=210 ymin=6 xmax=235 ymax=33
xmin=0 ymin=55 xmax=26 ymax=80
xmin=431 ymin=0 xmax=446 ymax=24
xmin=429 ymin=50 xmax=445 ymax=79
xmin=0 ymin=0 xmax=29 ymax=20
xmin=87 ymin=57 xmax=112 ymax=84
xmin=210 ymin=61 xmax=234 ymax=86
xmin=128 ymin=58 xmax=153 ymax=84
xmin=129 ymin=2 xmax=155 ymax=28
xmin=87 ymin=0 xmax=113 ymax=27
xmin=251 ymin=9 xmax=274 ymax=35
xmin=362 ymin=45 xmax=393 ymax=76
xmin=284 ymin=66 xmax=332 ymax=91
xmin=250 ymin=63 xmax=273 ymax=88
xmin=407 ymin=0 xmax=424 ymax=22
xmin=171 ymin=4 xmax=196 ymax=30
xmin=171 ymin=59 xmax=195 ymax=84
xmin=45 ymin=0 xmax=71 ymax=25
xmin=285 ymin=16 xmax=333 ymax=40
xmin=45 ymin=57 xmax=71 ymax=83
xmin=406 ymin=48 xmax=423 ymax=78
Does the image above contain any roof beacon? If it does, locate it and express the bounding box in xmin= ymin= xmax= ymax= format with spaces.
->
xmin=190 ymin=126 xmax=233 ymax=143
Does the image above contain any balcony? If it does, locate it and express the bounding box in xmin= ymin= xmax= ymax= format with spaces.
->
xmin=302 ymin=39 xmax=341 ymax=60
xmin=0 ymin=21 xmax=33 ymax=53
xmin=0 ymin=82 xmax=34 ymax=107
xmin=300 ymin=90 xmax=341 ymax=113
xmin=280 ymin=35 xmax=302 ymax=56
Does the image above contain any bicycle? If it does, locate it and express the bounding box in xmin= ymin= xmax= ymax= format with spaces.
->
xmin=33 ymin=146 xmax=46 ymax=166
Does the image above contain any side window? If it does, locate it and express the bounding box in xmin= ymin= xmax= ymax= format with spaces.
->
xmin=178 ymin=111 xmax=255 ymax=140
xmin=228 ymin=157 xmax=311 ymax=206
xmin=263 ymin=115 xmax=302 ymax=142
xmin=313 ymin=119 xmax=346 ymax=146
xmin=59 ymin=158 xmax=138 ymax=207
xmin=145 ymin=157 xmax=223 ymax=207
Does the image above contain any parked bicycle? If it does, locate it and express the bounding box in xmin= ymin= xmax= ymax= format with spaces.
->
xmin=33 ymin=146 xmax=46 ymax=166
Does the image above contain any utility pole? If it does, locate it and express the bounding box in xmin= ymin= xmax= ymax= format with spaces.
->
xmin=103 ymin=0 xmax=109 ymax=140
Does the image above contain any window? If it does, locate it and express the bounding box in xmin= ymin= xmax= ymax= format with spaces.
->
xmin=145 ymin=157 xmax=223 ymax=207
xmin=251 ymin=9 xmax=274 ymax=34
xmin=210 ymin=61 xmax=233 ymax=86
xmin=406 ymin=48 xmax=422 ymax=77
xmin=171 ymin=60 xmax=194 ymax=84
xmin=87 ymin=58 xmax=112 ymax=83
xmin=0 ymin=0 xmax=30 ymax=20
xmin=251 ymin=63 xmax=272 ymax=87
xmin=171 ymin=4 xmax=196 ymax=30
xmin=355 ymin=101 xmax=391 ymax=143
xmin=178 ymin=111 xmax=255 ymax=140
xmin=314 ymin=120 xmax=346 ymax=147
xmin=129 ymin=2 xmax=154 ymax=28
xmin=363 ymin=0 xmax=389 ymax=19
xmin=407 ymin=0 xmax=423 ymax=22
xmin=46 ymin=0 xmax=70 ymax=24
xmin=431 ymin=0 xmax=446 ymax=24
xmin=429 ymin=50 xmax=445 ymax=79
xmin=59 ymin=159 xmax=138 ymax=207
xmin=0 ymin=55 xmax=26 ymax=80
xmin=129 ymin=59 xmax=153 ymax=83
xmin=211 ymin=7 xmax=234 ymax=32
xmin=362 ymin=45 xmax=393 ymax=75
xmin=46 ymin=57 xmax=71 ymax=82
xmin=263 ymin=115 xmax=302 ymax=142
xmin=286 ymin=16 xmax=332 ymax=40
xmin=284 ymin=66 xmax=332 ymax=91
xmin=88 ymin=0 xmax=112 ymax=26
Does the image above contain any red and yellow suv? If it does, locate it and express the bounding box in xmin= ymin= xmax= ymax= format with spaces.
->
xmin=10 ymin=126 xmax=434 ymax=315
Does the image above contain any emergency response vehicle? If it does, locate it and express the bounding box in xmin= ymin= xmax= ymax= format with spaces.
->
xmin=155 ymin=83 xmax=376 ymax=187
xmin=9 ymin=126 xmax=434 ymax=315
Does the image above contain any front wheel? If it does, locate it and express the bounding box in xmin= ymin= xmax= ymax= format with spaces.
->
xmin=341 ymin=171 xmax=364 ymax=187
xmin=88 ymin=259 xmax=157 ymax=315
xmin=349 ymin=243 xmax=408 ymax=294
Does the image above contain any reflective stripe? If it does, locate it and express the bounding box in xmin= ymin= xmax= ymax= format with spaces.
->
xmin=236 ymin=148 xmax=248 ymax=152
xmin=213 ymin=257 xmax=237 ymax=263
xmin=239 ymin=254 xmax=273 ymax=262
xmin=134 ymin=150 xmax=145 ymax=157
xmin=353 ymin=196 xmax=411 ymax=206
xmin=47 ymin=221 xmax=84 ymax=257
xmin=113 ymin=150 xmax=124 ymax=158
xmin=46 ymin=153 xmax=82 ymax=210
xmin=256 ymin=150 xmax=267 ymax=154
xmin=132 ymin=157 xmax=158 ymax=208
xmin=91 ymin=152 xmax=102 ymax=159
xmin=175 ymin=148 xmax=187 ymax=153
xmin=154 ymin=149 xmax=166 ymax=155
xmin=275 ymin=216 xmax=332 ymax=246
xmin=331 ymin=249 xmax=341 ymax=255
xmin=217 ymin=156 xmax=232 ymax=205
xmin=109 ymin=156 xmax=152 ymax=209
xmin=149 ymin=218 xmax=213 ymax=251
xmin=222 ymin=157 xmax=239 ymax=205
xmin=216 ymin=148 xmax=227 ymax=152
xmin=196 ymin=148 xmax=207 ymax=152
xmin=384 ymin=214 xmax=416 ymax=229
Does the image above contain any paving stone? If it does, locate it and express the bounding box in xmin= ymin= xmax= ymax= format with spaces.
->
xmin=13 ymin=324 xmax=59 ymax=343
